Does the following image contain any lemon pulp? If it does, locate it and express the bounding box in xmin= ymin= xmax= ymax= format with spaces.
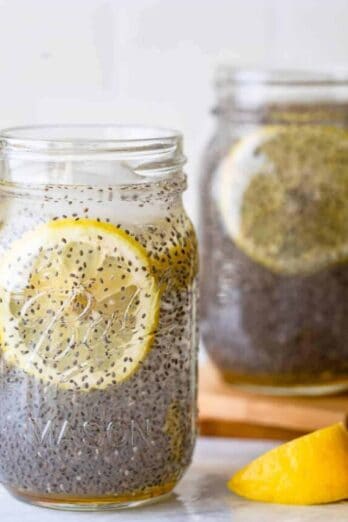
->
xmin=0 ymin=218 xmax=160 ymax=391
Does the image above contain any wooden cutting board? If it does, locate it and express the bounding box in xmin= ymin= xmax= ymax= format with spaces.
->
xmin=198 ymin=363 xmax=348 ymax=440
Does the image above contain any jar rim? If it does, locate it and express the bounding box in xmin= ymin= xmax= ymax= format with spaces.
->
xmin=215 ymin=66 xmax=348 ymax=88
xmin=0 ymin=124 xmax=183 ymax=155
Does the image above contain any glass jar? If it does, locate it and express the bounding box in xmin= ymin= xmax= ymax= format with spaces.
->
xmin=0 ymin=125 xmax=198 ymax=510
xmin=200 ymin=68 xmax=348 ymax=395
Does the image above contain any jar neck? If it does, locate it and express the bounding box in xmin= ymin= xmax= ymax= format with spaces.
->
xmin=0 ymin=125 xmax=187 ymax=199
xmin=214 ymin=68 xmax=348 ymax=125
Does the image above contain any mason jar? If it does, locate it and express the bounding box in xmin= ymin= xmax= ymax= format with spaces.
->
xmin=0 ymin=125 xmax=198 ymax=510
xmin=200 ymin=68 xmax=348 ymax=395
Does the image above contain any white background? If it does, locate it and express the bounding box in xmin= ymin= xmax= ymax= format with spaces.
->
xmin=0 ymin=0 xmax=348 ymax=222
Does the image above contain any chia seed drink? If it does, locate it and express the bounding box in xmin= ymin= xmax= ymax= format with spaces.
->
xmin=200 ymin=68 xmax=348 ymax=395
xmin=0 ymin=125 xmax=198 ymax=510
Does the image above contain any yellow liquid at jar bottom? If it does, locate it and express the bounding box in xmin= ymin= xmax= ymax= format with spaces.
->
xmin=7 ymin=481 xmax=176 ymax=511
xmin=219 ymin=369 xmax=348 ymax=396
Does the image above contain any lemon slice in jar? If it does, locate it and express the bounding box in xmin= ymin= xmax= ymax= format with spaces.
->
xmin=0 ymin=218 xmax=160 ymax=391
xmin=217 ymin=125 xmax=348 ymax=275
xmin=139 ymin=217 xmax=198 ymax=291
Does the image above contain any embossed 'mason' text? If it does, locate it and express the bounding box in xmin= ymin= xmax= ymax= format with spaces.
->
xmin=24 ymin=416 xmax=153 ymax=452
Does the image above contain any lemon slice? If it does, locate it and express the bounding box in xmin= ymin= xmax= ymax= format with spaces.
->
xmin=141 ymin=218 xmax=198 ymax=292
xmin=164 ymin=400 xmax=186 ymax=463
xmin=0 ymin=218 xmax=160 ymax=391
xmin=228 ymin=422 xmax=348 ymax=505
xmin=217 ymin=125 xmax=348 ymax=275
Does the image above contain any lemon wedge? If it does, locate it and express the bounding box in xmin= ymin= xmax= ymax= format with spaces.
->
xmin=0 ymin=218 xmax=160 ymax=391
xmin=217 ymin=125 xmax=348 ymax=275
xmin=228 ymin=422 xmax=348 ymax=505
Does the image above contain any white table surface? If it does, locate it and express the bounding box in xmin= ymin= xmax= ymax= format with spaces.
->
xmin=0 ymin=436 xmax=346 ymax=522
